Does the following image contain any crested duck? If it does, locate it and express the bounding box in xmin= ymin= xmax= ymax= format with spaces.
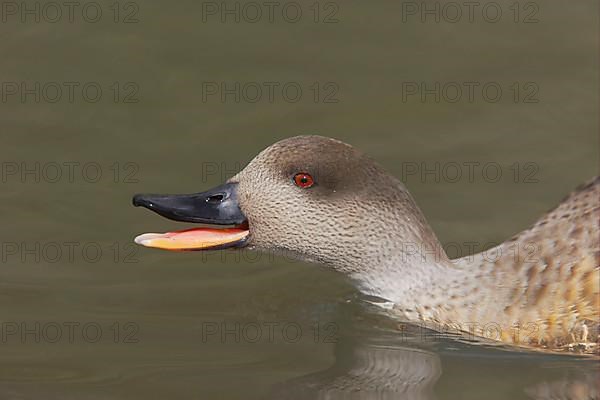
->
xmin=133 ymin=136 xmax=599 ymax=353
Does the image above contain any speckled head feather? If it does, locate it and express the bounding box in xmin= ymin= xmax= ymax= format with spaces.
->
xmin=230 ymin=136 xmax=448 ymax=274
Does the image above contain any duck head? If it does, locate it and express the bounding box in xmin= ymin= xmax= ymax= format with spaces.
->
xmin=133 ymin=136 xmax=449 ymax=297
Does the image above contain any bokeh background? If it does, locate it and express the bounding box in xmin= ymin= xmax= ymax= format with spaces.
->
xmin=1 ymin=0 xmax=598 ymax=399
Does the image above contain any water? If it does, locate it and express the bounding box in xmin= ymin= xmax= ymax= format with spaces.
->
xmin=1 ymin=0 xmax=598 ymax=398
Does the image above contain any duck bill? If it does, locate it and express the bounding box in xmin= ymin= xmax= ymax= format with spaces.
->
xmin=132 ymin=183 xmax=249 ymax=251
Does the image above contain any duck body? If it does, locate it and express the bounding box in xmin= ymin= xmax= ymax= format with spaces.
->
xmin=392 ymin=177 xmax=599 ymax=352
xmin=133 ymin=136 xmax=599 ymax=353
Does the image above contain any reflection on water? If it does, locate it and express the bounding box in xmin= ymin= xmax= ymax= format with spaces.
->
xmin=270 ymin=333 xmax=441 ymax=400
xmin=526 ymin=376 xmax=599 ymax=400
xmin=269 ymin=306 xmax=599 ymax=400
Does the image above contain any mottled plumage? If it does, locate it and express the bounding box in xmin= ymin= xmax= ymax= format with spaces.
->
xmin=408 ymin=177 xmax=600 ymax=353
xmin=447 ymin=177 xmax=600 ymax=351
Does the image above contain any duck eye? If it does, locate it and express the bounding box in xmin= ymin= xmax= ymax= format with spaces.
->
xmin=293 ymin=172 xmax=314 ymax=188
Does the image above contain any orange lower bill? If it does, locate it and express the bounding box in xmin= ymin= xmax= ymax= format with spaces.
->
xmin=134 ymin=227 xmax=249 ymax=251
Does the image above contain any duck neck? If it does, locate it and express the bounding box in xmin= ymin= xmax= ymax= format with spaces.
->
xmin=339 ymin=192 xmax=469 ymax=315
xmin=348 ymin=241 xmax=461 ymax=308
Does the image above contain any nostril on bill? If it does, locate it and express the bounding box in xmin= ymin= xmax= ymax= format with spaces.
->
xmin=206 ymin=193 xmax=225 ymax=203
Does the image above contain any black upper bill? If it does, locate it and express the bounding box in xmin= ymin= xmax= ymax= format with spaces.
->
xmin=132 ymin=182 xmax=246 ymax=225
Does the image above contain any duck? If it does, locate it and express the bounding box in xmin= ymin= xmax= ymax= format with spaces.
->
xmin=132 ymin=135 xmax=599 ymax=353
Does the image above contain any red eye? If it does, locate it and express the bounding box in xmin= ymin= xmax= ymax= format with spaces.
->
xmin=293 ymin=172 xmax=314 ymax=188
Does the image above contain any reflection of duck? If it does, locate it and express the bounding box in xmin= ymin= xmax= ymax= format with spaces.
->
xmin=133 ymin=136 xmax=599 ymax=353
xmin=269 ymin=334 xmax=441 ymax=400
xmin=526 ymin=375 xmax=599 ymax=400
xmin=267 ymin=323 xmax=599 ymax=400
